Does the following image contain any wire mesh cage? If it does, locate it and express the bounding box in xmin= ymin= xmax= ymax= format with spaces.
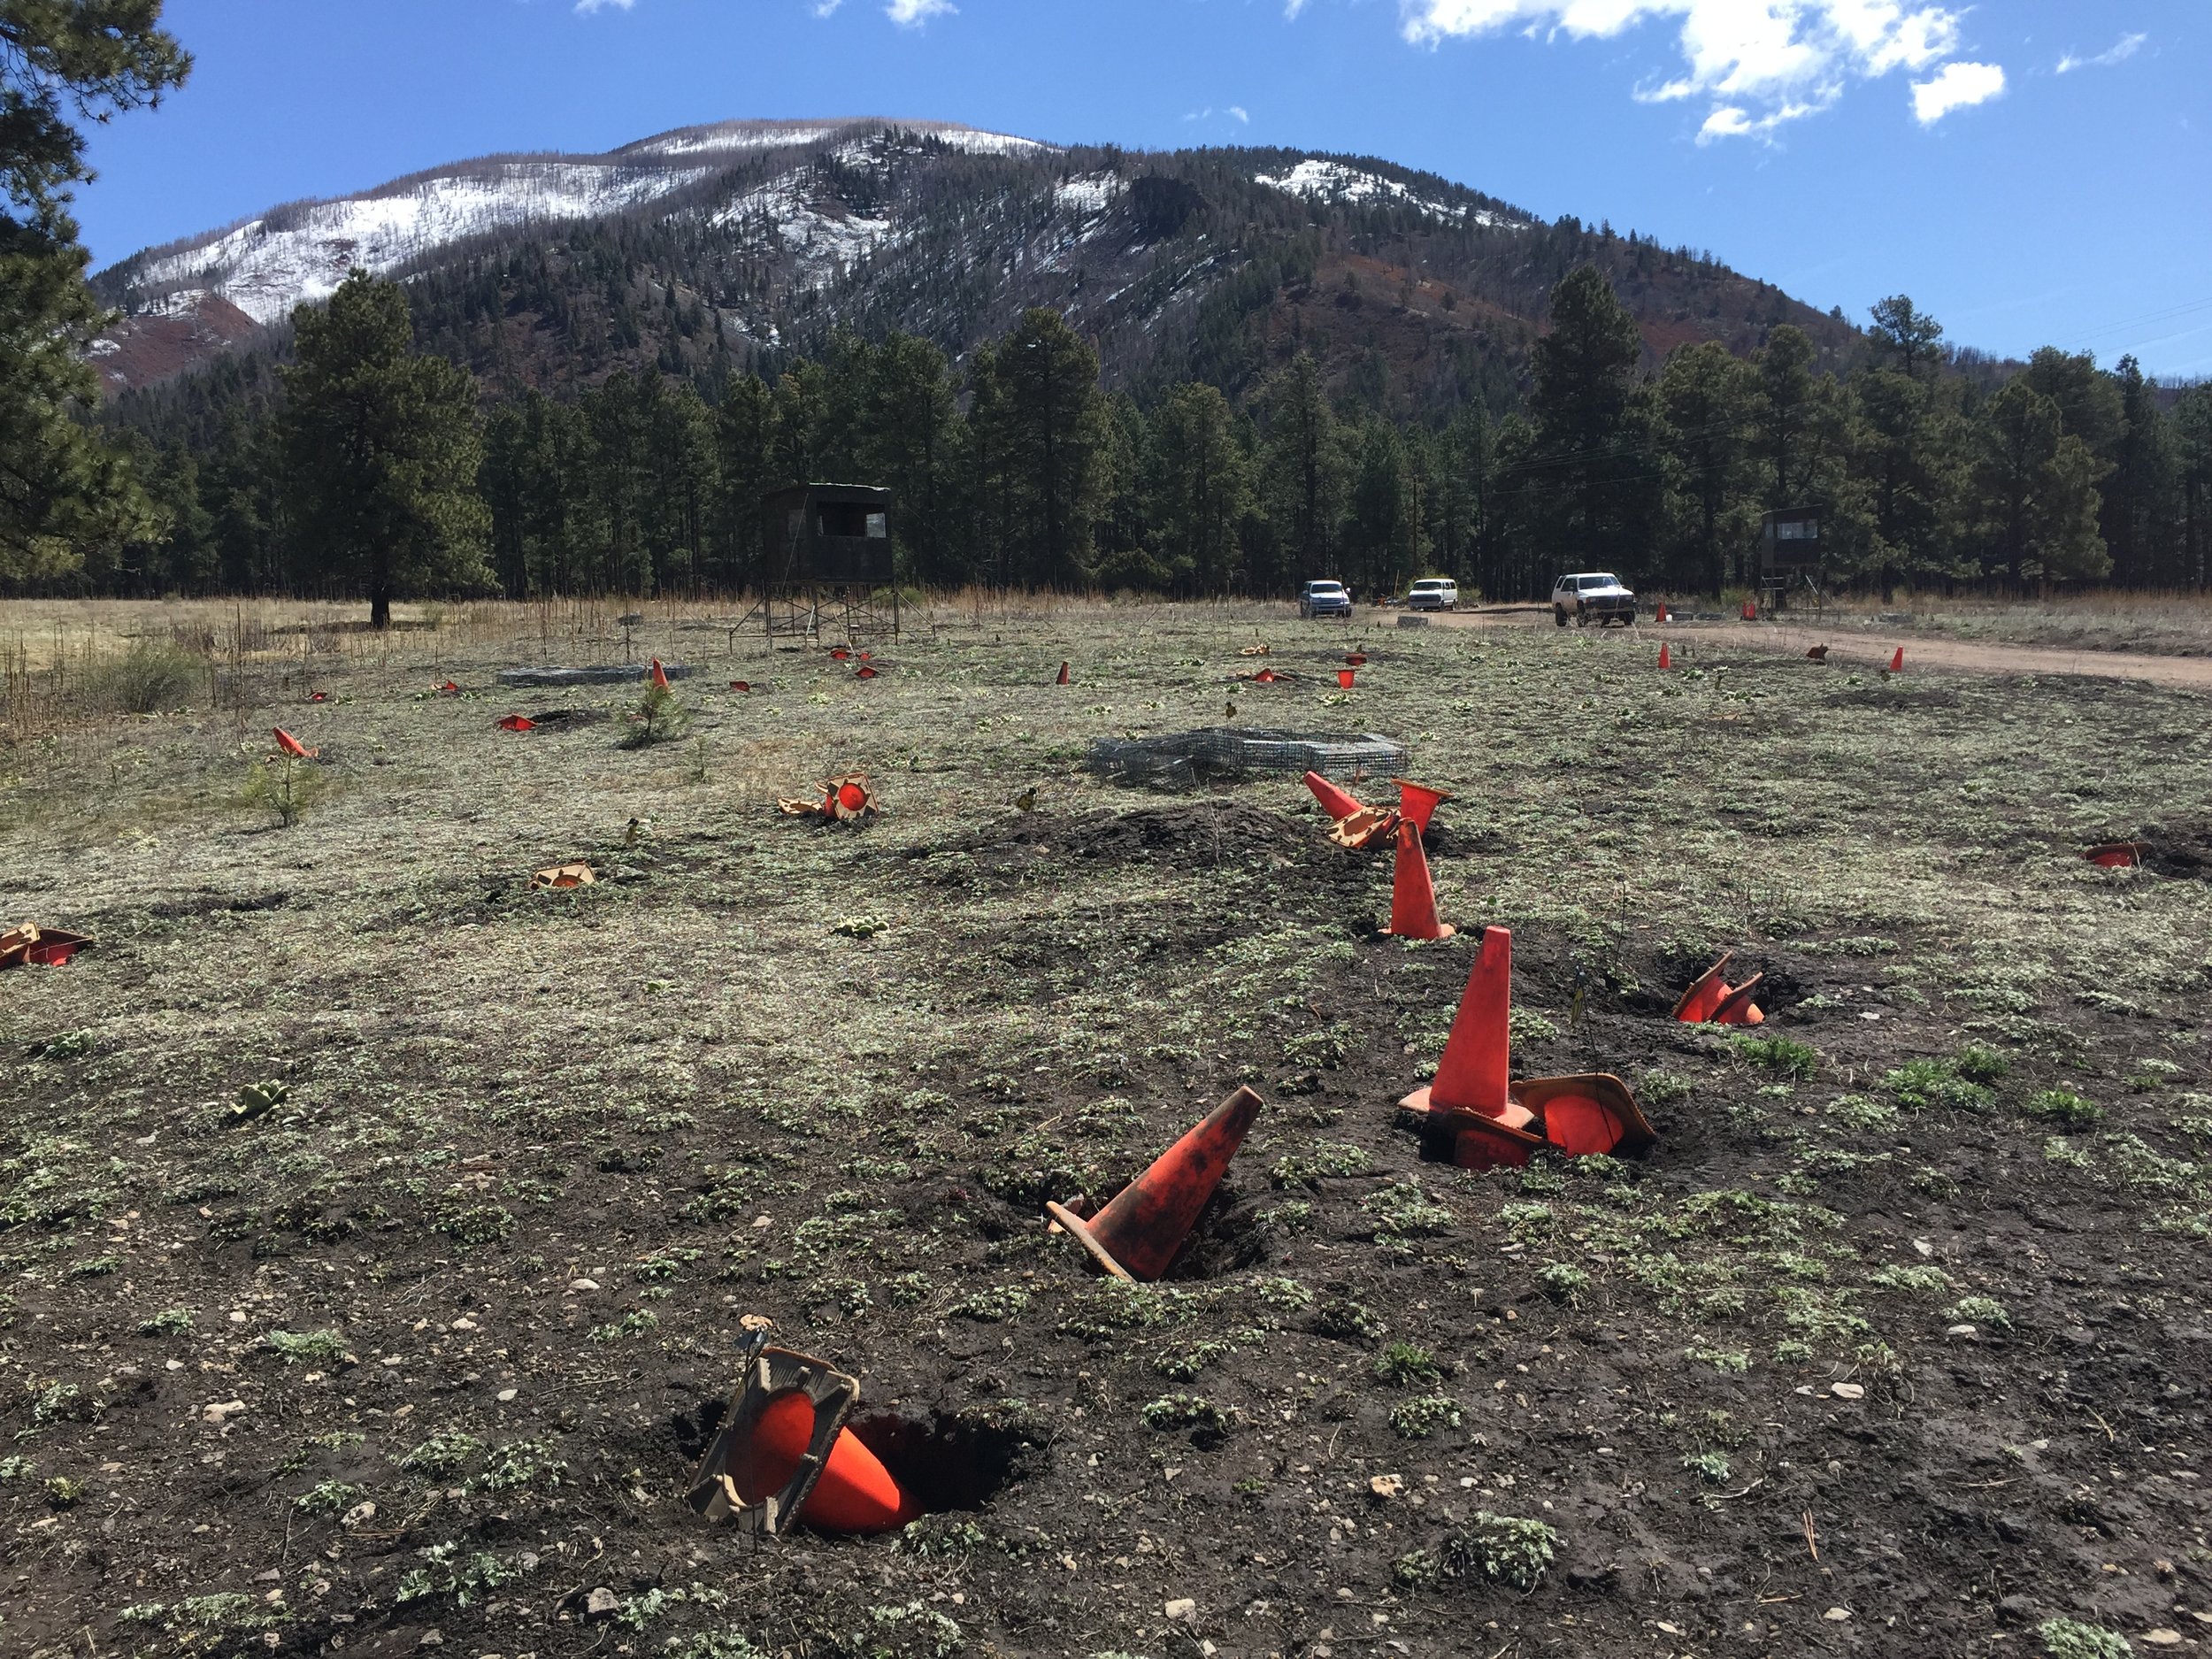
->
xmin=1086 ymin=727 xmax=1406 ymax=787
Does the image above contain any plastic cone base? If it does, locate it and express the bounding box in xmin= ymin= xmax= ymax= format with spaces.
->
xmin=1711 ymin=975 xmax=1766 ymax=1026
xmin=1050 ymin=1086 xmax=1263 ymax=1280
xmin=1671 ymin=953 xmax=1734 ymax=1023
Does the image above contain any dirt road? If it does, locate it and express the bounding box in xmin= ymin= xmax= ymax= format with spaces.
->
xmin=1421 ymin=607 xmax=2212 ymax=690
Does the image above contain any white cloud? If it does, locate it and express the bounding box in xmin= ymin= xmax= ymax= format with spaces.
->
xmin=2057 ymin=33 xmax=2147 ymax=74
xmin=1229 ymin=105 xmax=1251 ymax=123
xmin=1286 ymin=0 xmax=1310 ymax=15
xmin=574 ymin=0 xmax=634 ymax=12
xmin=1910 ymin=58 xmax=2003 ymax=123
xmin=886 ymin=0 xmax=954 ymax=25
xmin=812 ymin=0 xmax=845 ymax=15
xmin=1401 ymin=0 xmax=1998 ymax=138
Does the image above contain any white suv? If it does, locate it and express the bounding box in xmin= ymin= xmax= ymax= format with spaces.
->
xmin=1406 ymin=579 xmax=1459 ymax=612
xmin=1551 ymin=572 xmax=1637 ymax=627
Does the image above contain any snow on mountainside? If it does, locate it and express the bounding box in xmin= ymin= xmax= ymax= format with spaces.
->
xmin=1254 ymin=158 xmax=1527 ymax=231
xmin=97 ymin=119 xmax=1056 ymax=334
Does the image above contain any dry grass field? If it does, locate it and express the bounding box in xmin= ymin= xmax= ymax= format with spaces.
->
xmin=2 ymin=595 xmax=2210 ymax=1659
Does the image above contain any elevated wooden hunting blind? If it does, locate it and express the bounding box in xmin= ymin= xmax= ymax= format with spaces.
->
xmin=750 ymin=483 xmax=900 ymax=646
xmin=1756 ymin=505 xmax=1824 ymax=613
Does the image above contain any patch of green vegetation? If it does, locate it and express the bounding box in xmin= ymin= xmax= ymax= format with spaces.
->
xmin=1141 ymin=1394 xmax=1225 ymax=1432
xmin=1732 ymin=1033 xmax=1818 ymax=1080
xmin=1535 ymin=1262 xmax=1590 ymax=1306
xmin=1867 ymin=1264 xmax=1949 ymax=1295
xmin=399 ymin=1432 xmax=484 ymax=1479
xmin=1311 ymin=1296 xmax=1382 ymax=1344
xmin=396 ymin=1540 xmax=534 ymax=1608
xmin=136 ymin=1307 xmax=193 ymax=1336
xmin=296 ymin=1479 xmax=363 ymax=1514
xmin=265 ymin=1328 xmax=346 ymax=1364
xmin=1948 ymin=1294 xmax=2013 ymax=1330
xmin=1363 ymin=1180 xmax=1453 ymax=1240
xmin=1680 ymin=1450 xmax=1732 ymax=1485
xmin=434 ymin=1202 xmax=515 ymax=1245
xmin=1373 ymin=1342 xmax=1442 ymax=1387
xmin=2025 ymin=1089 xmax=2103 ymax=1129
xmin=1685 ymin=1343 xmax=1749 ymax=1373
xmin=949 ymin=1285 xmax=1030 ymax=1323
xmin=1270 ymin=1141 xmax=1374 ymax=1187
xmin=1954 ymin=1043 xmax=2009 ymax=1084
xmin=1640 ymin=1070 xmax=1694 ymax=1108
xmin=1394 ymin=1511 xmax=1561 ymax=1593
xmin=470 ymin=1439 xmax=567 ymax=1493
xmin=1387 ymin=1394 xmax=1462 ymax=1439
xmin=2036 ymin=1617 xmax=2133 ymax=1659
xmin=588 ymin=1310 xmax=659 ymax=1342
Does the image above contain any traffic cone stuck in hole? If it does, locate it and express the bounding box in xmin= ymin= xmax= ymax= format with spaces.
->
xmin=272 ymin=727 xmax=318 ymax=760
xmin=2085 ymin=841 xmax=2146 ymax=869
xmin=1386 ymin=818 xmax=1453 ymax=941
xmin=855 ymin=664 xmax=879 ymax=680
xmin=1887 ymin=646 xmax=1905 ymax=672
xmin=1658 ymin=642 xmax=1671 ymax=671
xmin=1047 ymin=1086 xmax=1264 ymax=1281
xmin=1671 ymin=953 xmax=1763 ymax=1025
xmin=498 ymin=714 xmax=536 ymax=733
xmin=730 ymin=680 xmax=752 ymax=693
xmin=687 ymin=1334 xmax=922 ymax=1536
xmin=1346 ymin=652 xmax=1368 ymax=667
xmin=1398 ymin=927 xmax=1655 ymax=1166
xmin=1391 ymin=779 xmax=1451 ymax=833
xmin=308 ymin=691 xmax=327 ymax=703
xmin=1 ymin=922 xmax=91 ymax=971
xmin=830 ymin=647 xmax=851 ymax=662
xmin=1248 ymin=666 xmax=1283 ymax=684
xmin=1056 ymin=661 xmax=1071 ymax=686
xmin=434 ymin=680 xmax=459 ymax=696
xmin=1338 ymin=668 xmax=1356 ymax=689
xmin=1741 ymin=600 xmax=1757 ymax=621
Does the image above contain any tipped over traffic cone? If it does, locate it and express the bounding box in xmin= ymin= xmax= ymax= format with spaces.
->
xmin=1671 ymin=953 xmax=1734 ymax=1022
xmin=1304 ymin=770 xmax=1367 ymax=821
xmin=1346 ymin=652 xmax=1368 ymax=667
xmin=1807 ymin=644 xmax=1829 ymax=661
xmin=1710 ymin=975 xmax=1766 ymax=1026
xmin=731 ymin=680 xmax=752 ymax=693
xmin=649 ymin=658 xmax=672 ymax=692
xmin=1249 ymin=666 xmax=1282 ymax=684
xmin=434 ymin=680 xmax=459 ymax=696
xmin=1386 ymin=818 xmax=1453 ymax=941
xmin=1047 ymin=1086 xmax=1264 ymax=1281
xmin=531 ymin=863 xmax=595 ymax=889
xmin=1658 ymin=642 xmax=1671 ymax=670
xmin=1337 ymin=668 xmax=1356 ymax=689
xmin=687 ymin=1335 xmax=922 ymax=1536
xmin=271 ymin=727 xmax=318 ymax=760
xmin=308 ymin=691 xmax=327 ymax=703
xmin=498 ymin=714 xmax=536 ymax=733
xmin=2085 ymin=841 xmax=2145 ymax=869
xmin=1 ymin=922 xmax=92 ymax=971
xmin=1887 ymin=646 xmax=1905 ymax=672
xmin=855 ymin=664 xmax=879 ymax=680
xmin=1391 ymin=778 xmax=1451 ymax=833
xmin=830 ymin=647 xmax=851 ymax=662
xmin=1056 ymin=661 xmax=1071 ymax=686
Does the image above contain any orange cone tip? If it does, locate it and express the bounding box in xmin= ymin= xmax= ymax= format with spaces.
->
xmin=856 ymin=664 xmax=879 ymax=680
xmin=1423 ymin=926 xmax=1512 ymax=1117
xmin=830 ymin=647 xmax=850 ymax=661
xmin=1056 ymin=661 xmax=1071 ymax=686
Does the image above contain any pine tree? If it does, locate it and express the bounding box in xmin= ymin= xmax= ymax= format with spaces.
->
xmin=280 ymin=272 xmax=491 ymax=628
xmin=1146 ymin=381 xmax=1252 ymax=594
xmin=1866 ymin=296 xmax=1945 ymax=381
xmin=1259 ymin=354 xmax=1344 ymax=580
xmin=858 ymin=334 xmax=960 ymax=585
xmin=2104 ymin=357 xmax=2177 ymax=588
xmin=1525 ymin=265 xmax=1648 ymax=570
xmin=1967 ymin=379 xmax=2108 ymax=590
xmin=1655 ymin=342 xmax=1755 ymax=592
xmin=0 ymin=1 xmax=188 ymax=580
xmin=2174 ymin=386 xmax=2212 ymax=591
xmin=982 ymin=309 xmax=1103 ymax=586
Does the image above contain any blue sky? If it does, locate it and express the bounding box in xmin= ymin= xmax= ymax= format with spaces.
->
xmin=77 ymin=0 xmax=2209 ymax=377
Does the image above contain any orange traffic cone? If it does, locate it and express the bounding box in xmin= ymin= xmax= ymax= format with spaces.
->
xmin=272 ymin=727 xmax=318 ymax=760
xmin=687 ymin=1338 xmax=922 ymax=1537
xmin=830 ymin=647 xmax=851 ymax=662
xmin=1047 ymin=1086 xmax=1263 ymax=1281
xmin=1346 ymin=652 xmax=1368 ymax=667
xmin=1386 ymin=818 xmax=1453 ymax=941
xmin=1338 ymin=668 xmax=1356 ymax=689
xmin=1741 ymin=600 xmax=1757 ymax=621
xmin=435 ymin=680 xmax=459 ymax=696
xmin=498 ymin=714 xmax=536 ymax=733
xmin=1304 ymin=770 xmax=1368 ymax=820
xmin=1711 ymin=975 xmax=1766 ymax=1026
xmin=1391 ymin=778 xmax=1451 ymax=833
xmin=1658 ymin=642 xmax=1671 ymax=670
xmin=731 ymin=680 xmax=752 ymax=693
xmin=649 ymin=658 xmax=672 ymax=692
xmin=308 ymin=691 xmax=327 ymax=703
xmin=2085 ymin=841 xmax=2144 ymax=869
xmin=1655 ymin=602 xmax=1669 ymax=623
xmin=1398 ymin=927 xmax=1544 ymax=1167
xmin=855 ymin=664 xmax=879 ymax=680
xmin=1887 ymin=646 xmax=1904 ymax=672
xmin=1250 ymin=666 xmax=1281 ymax=684
xmin=1056 ymin=661 xmax=1071 ymax=686
xmin=1671 ymin=953 xmax=1734 ymax=1023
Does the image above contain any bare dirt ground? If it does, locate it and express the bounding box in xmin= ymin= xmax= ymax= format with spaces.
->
xmin=1423 ymin=607 xmax=2212 ymax=690
xmin=3 ymin=597 xmax=2211 ymax=1659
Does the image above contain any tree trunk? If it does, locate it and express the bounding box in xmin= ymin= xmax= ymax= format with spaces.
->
xmin=370 ymin=590 xmax=392 ymax=631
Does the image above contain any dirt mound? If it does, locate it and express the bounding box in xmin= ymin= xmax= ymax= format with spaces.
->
xmin=929 ymin=802 xmax=1321 ymax=880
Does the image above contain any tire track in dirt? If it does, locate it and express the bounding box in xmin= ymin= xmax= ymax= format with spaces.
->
xmin=1417 ymin=608 xmax=2212 ymax=689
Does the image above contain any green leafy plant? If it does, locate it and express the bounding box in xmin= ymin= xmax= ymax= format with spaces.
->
xmin=2036 ymin=1617 xmax=2133 ymax=1659
xmin=1387 ymin=1394 xmax=1462 ymax=1439
xmin=1732 ymin=1033 xmax=1818 ymax=1080
xmin=1373 ymin=1342 xmax=1442 ymax=1387
xmin=1394 ymin=1511 xmax=1561 ymax=1593
xmin=2025 ymin=1089 xmax=2102 ymax=1128
xmin=1141 ymin=1394 xmax=1225 ymax=1432
xmin=264 ymin=1328 xmax=346 ymax=1364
